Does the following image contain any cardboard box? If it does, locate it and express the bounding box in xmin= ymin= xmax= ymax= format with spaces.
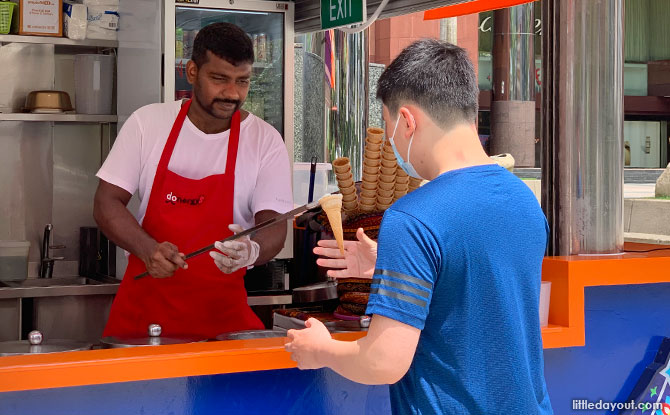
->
xmin=19 ymin=0 xmax=63 ymax=36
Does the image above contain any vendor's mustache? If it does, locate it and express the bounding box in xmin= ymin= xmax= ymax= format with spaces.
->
xmin=212 ymin=98 xmax=241 ymax=108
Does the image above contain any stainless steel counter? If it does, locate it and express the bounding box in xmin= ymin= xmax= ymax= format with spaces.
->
xmin=0 ymin=277 xmax=120 ymax=299
xmin=0 ymin=277 xmax=292 ymax=305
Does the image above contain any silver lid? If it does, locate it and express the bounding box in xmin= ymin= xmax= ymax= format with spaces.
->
xmin=100 ymin=324 xmax=204 ymax=348
xmin=0 ymin=339 xmax=91 ymax=356
xmin=292 ymin=281 xmax=338 ymax=303
xmin=28 ymin=330 xmax=43 ymax=345
xmin=148 ymin=324 xmax=162 ymax=337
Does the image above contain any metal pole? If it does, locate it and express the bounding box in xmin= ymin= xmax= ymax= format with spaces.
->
xmin=490 ymin=3 xmax=536 ymax=167
xmin=541 ymin=0 xmax=624 ymax=255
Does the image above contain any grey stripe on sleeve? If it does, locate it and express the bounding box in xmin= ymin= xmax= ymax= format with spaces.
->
xmin=370 ymin=286 xmax=428 ymax=308
xmin=372 ymin=277 xmax=430 ymax=299
xmin=373 ymin=268 xmax=433 ymax=290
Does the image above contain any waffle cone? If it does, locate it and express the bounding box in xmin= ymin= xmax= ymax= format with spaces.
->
xmin=395 ymin=175 xmax=409 ymax=184
xmin=395 ymin=182 xmax=409 ymax=191
xmin=363 ymin=164 xmax=380 ymax=175
xmin=335 ymin=169 xmax=352 ymax=180
xmin=365 ymin=139 xmax=382 ymax=151
xmin=362 ymin=172 xmax=379 ymax=183
xmin=380 ymin=165 xmax=396 ymax=175
xmin=382 ymin=148 xmax=396 ymax=159
xmin=394 ymin=189 xmax=407 ymax=199
xmin=332 ymin=157 xmax=351 ymax=174
xmin=319 ymin=194 xmax=344 ymax=254
xmin=377 ymin=188 xmax=394 ymax=198
xmin=364 ymin=158 xmax=380 ymax=167
xmin=381 ymin=158 xmax=397 ymax=168
xmin=361 ymin=179 xmax=377 ymax=190
xmin=379 ymin=181 xmax=395 ymax=191
xmin=359 ymin=203 xmax=375 ymax=212
xmin=360 ymin=195 xmax=376 ymax=205
xmin=364 ymin=149 xmax=381 ymax=160
xmin=379 ymin=174 xmax=395 ymax=184
xmin=340 ymin=185 xmax=356 ymax=195
xmin=409 ymin=177 xmax=423 ymax=187
xmin=338 ymin=177 xmax=354 ymax=188
xmin=343 ymin=200 xmax=358 ymax=211
xmin=360 ymin=189 xmax=377 ymax=198
xmin=342 ymin=192 xmax=357 ymax=203
xmin=376 ymin=202 xmax=391 ymax=211
xmin=366 ymin=127 xmax=384 ymax=141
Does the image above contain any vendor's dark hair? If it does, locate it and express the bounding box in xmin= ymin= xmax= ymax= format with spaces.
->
xmin=376 ymin=39 xmax=478 ymax=129
xmin=192 ymin=22 xmax=254 ymax=67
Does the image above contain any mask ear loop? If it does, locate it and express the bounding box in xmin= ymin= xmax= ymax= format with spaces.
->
xmin=389 ymin=115 xmax=401 ymax=148
xmin=405 ymin=113 xmax=416 ymax=167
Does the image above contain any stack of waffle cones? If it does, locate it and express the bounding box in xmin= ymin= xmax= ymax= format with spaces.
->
xmin=407 ymin=177 xmax=423 ymax=193
xmin=393 ymin=166 xmax=409 ymax=201
xmin=332 ymin=157 xmax=359 ymax=212
xmin=360 ymin=127 xmax=384 ymax=212
xmin=377 ymin=137 xmax=397 ymax=211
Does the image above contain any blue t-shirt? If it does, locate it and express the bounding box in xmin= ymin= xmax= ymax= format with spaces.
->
xmin=366 ymin=164 xmax=553 ymax=415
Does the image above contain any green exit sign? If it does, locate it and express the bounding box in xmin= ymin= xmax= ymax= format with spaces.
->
xmin=321 ymin=0 xmax=366 ymax=30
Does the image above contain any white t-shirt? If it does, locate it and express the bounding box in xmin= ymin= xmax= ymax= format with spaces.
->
xmin=97 ymin=100 xmax=293 ymax=230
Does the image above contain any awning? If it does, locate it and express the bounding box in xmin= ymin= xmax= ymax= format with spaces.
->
xmin=424 ymin=0 xmax=536 ymax=20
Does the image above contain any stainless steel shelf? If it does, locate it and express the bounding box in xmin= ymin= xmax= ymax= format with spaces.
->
xmin=0 ymin=113 xmax=118 ymax=123
xmin=0 ymin=34 xmax=118 ymax=48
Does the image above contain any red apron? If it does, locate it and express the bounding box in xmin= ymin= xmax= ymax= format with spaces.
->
xmin=103 ymin=100 xmax=264 ymax=339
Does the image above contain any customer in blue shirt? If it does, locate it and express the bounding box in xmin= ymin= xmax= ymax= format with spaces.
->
xmin=285 ymin=39 xmax=553 ymax=415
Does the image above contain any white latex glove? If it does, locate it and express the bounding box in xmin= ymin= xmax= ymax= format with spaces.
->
xmin=209 ymin=224 xmax=260 ymax=274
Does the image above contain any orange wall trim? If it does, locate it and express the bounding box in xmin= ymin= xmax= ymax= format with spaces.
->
xmin=424 ymin=0 xmax=537 ymax=20
xmin=1 ymin=243 xmax=669 ymax=392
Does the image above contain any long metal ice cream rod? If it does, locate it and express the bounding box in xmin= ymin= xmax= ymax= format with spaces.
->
xmin=133 ymin=201 xmax=322 ymax=280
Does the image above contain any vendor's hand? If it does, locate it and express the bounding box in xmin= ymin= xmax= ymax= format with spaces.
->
xmin=210 ymin=224 xmax=260 ymax=274
xmin=284 ymin=318 xmax=332 ymax=370
xmin=143 ymin=241 xmax=188 ymax=278
xmin=313 ymin=228 xmax=377 ymax=279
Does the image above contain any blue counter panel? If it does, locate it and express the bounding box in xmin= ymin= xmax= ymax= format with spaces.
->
xmin=544 ymin=283 xmax=670 ymax=415
xmin=3 ymin=283 xmax=670 ymax=415
xmin=0 ymin=368 xmax=391 ymax=415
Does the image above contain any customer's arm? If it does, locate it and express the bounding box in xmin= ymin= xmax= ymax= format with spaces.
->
xmin=285 ymin=314 xmax=420 ymax=385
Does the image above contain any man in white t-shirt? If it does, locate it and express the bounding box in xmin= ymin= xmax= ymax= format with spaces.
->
xmin=94 ymin=22 xmax=293 ymax=338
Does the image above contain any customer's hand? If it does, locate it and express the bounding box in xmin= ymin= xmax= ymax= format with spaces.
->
xmin=210 ymin=224 xmax=260 ymax=274
xmin=142 ymin=241 xmax=188 ymax=278
xmin=313 ymin=228 xmax=377 ymax=279
xmin=285 ymin=318 xmax=332 ymax=370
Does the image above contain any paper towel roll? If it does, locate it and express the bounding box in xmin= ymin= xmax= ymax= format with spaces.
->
xmin=86 ymin=4 xmax=119 ymax=40
xmin=63 ymin=1 xmax=87 ymax=40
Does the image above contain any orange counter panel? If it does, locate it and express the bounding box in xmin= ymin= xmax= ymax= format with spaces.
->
xmin=0 ymin=332 xmax=365 ymax=393
xmin=0 ymin=243 xmax=669 ymax=392
xmin=541 ymin=242 xmax=670 ymax=348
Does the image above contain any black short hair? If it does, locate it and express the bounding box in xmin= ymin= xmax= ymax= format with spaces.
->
xmin=192 ymin=22 xmax=254 ymax=67
xmin=376 ymin=39 xmax=479 ymax=129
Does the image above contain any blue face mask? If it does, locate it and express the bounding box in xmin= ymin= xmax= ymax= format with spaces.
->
xmin=388 ymin=115 xmax=423 ymax=180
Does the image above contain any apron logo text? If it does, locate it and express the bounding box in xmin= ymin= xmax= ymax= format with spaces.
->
xmin=166 ymin=192 xmax=206 ymax=206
